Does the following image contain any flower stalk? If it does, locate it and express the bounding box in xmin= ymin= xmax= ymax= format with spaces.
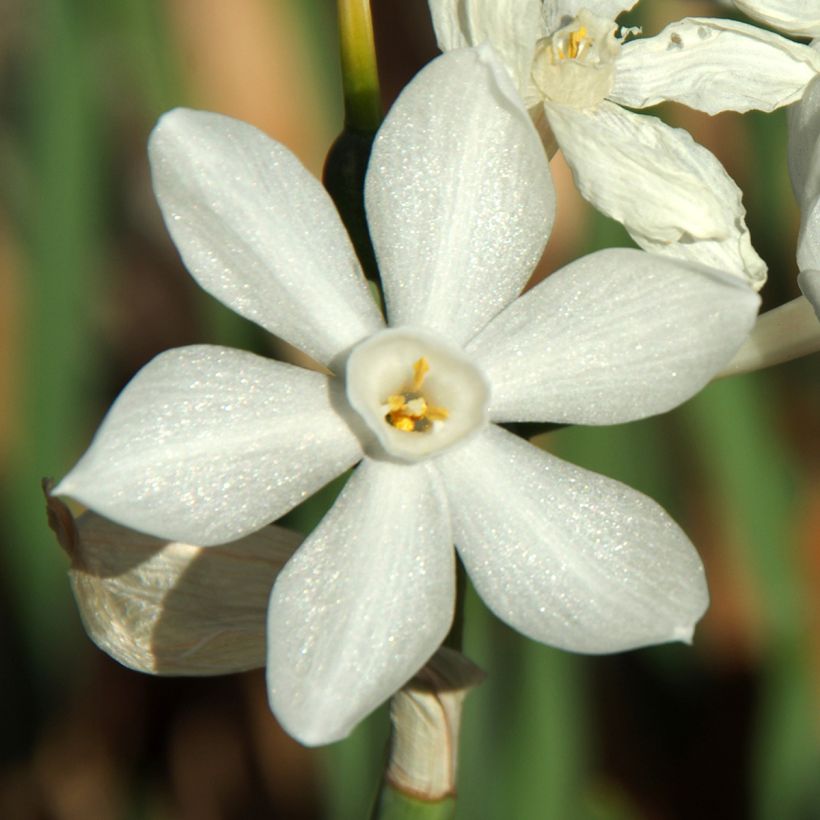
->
xmin=371 ymin=648 xmax=485 ymax=820
xmin=719 ymin=294 xmax=820 ymax=377
xmin=324 ymin=0 xmax=382 ymax=287
xmin=337 ymin=0 xmax=381 ymax=133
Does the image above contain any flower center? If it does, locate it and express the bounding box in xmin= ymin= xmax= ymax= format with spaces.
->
xmin=383 ymin=357 xmax=449 ymax=433
xmin=346 ymin=328 xmax=489 ymax=462
xmin=530 ymin=9 xmax=621 ymax=108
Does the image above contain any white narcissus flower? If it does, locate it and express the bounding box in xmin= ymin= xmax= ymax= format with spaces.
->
xmin=430 ymin=1 xmax=820 ymax=289
xmin=57 ymin=46 xmax=761 ymax=746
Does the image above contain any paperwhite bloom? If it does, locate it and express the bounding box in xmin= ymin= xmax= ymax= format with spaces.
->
xmin=430 ymin=1 xmax=820 ymax=289
xmin=57 ymin=47 xmax=760 ymax=746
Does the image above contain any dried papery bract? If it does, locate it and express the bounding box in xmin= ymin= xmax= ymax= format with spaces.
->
xmin=45 ymin=490 xmax=301 ymax=675
xmin=385 ymin=648 xmax=485 ymax=801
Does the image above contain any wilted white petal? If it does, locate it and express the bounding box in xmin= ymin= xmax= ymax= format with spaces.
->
xmin=267 ymin=459 xmax=454 ymax=746
xmin=798 ymin=270 xmax=820 ymax=318
xmin=546 ymin=100 xmax=767 ymax=287
xmin=366 ymin=46 xmax=554 ymax=345
xmin=55 ymin=507 xmax=300 ymax=675
xmin=610 ymin=18 xmax=820 ymax=114
xmin=636 ymin=228 xmax=767 ymax=290
xmin=542 ymin=0 xmax=638 ymax=33
xmin=428 ymin=0 xmax=542 ymax=93
xmin=468 ymin=248 xmax=760 ymax=425
xmin=149 ymin=108 xmax=383 ymax=366
xmin=734 ymin=0 xmax=820 ymax=38
xmin=438 ymin=427 xmax=709 ymax=653
xmin=788 ymin=70 xmax=820 ymax=206
xmin=56 ymin=346 xmax=362 ymax=546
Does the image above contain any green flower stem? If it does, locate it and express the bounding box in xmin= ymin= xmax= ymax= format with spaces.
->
xmin=324 ymin=0 xmax=382 ymax=292
xmin=337 ymin=0 xmax=381 ymax=133
xmin=374 ymin=789 xmax=456 ymax=820
xmin=370 ymin=648 xmax=484 ymax=820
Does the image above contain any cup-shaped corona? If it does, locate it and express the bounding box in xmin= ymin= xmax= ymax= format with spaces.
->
xmin=531 ymin=9 xmax=620 ymax=108
xmin=345 ymin=328 xmax=490 ymax=461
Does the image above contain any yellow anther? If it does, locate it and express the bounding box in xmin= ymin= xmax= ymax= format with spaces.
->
xmin=392 ymin=417 xmax=415 ymax=432
xmin=383 ymin=356 xmax=449 ymax=434
xmin=567 ymin=26 xmax=588 ymax=59
xmin=387 ymin=394 xmax=406 ymax=412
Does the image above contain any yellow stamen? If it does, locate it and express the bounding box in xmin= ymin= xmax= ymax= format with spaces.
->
xmin=427 ymin=406 xmax=449 ymax=421
xmin=567 ymin=26 xmax=588 ymax=59
xmin=411 ymin=357 xmax=429 ymax=391
xmin=384 ymin=357 xmax=450 ymax=433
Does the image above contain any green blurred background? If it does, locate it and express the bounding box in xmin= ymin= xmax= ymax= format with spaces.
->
xmin=0 ymin=0 xmax=818 ymax=817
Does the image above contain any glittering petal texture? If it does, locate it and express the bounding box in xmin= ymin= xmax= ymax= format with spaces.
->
xmin=610 ymin=18 xmax=820 ymax=114
xmin=365 ymin=45 xmax=554 ymax=345
xmin=797 ymin=270 xmax=820 ymax=318
xmin=798 ymin=197 xmax=820 ymax=272
xmin=149 ymin=109 xmax=384 ymax=366
xmin=438 ymin=426 xmax=709 ymax=653
xmin=788 ymin=69 xmax=820 ymax=207
xmin=546 ymin=100 xmax=767 ymax=288
xmin=427 ymin=0 xmax=542 ymax=93
xmin=542 ymin=0 xmax=638 ymax=33
xmin=70 ymin=512 xmax=300 ymax=675
xmin=56 ymin=346 xmax=363 ymax=546
xmin=266 ymin=458 xmax=454 ymax=746
xmin=734 ymin=0 xmax=820 ymax=38
xmin=468 ymin=248 xmax=761 ymax=425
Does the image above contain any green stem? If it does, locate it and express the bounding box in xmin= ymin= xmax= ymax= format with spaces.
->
xmin=337 ymin=0 xmax=381 ymax=133
xmin=324 ymin=0 xmax=382 ymax=294
xmin=373 ymin=789 xmax=456 ymax=820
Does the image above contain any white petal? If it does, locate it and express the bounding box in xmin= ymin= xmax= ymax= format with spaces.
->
xmin=468 ymin=248 xmax=760 ymax=424
xmin=543 ymin=0 xmax=638 ymax=33
xmin=56 ymin=346 xmax=362 ymax=546
xmin=149 ymin=108 xmax=383 ymax=366
xmin=610 ymin=18 xmax=820 ymax=114
xmin=798 ymin=196 xmax=820 ymax=271
xmin=798 ymin=270 xmax=820 ymax=318
xmin=734 ymin=0 xmax=820 ymax=38
xmin=788 ymin=68 xmax=820 ymax=206
xmin=437 ymin=427 xmax=709 ymax=653
xmin=427 ymin=0 xmax=542 ymax=93
xmin=266 ymin=459 xmax=454 ymax=746
xmin=366 ymin=46 xmax=554 ymax=345
xmin=64 ymin=510 xmax=299 ymax=675
xmin=546 ymin=100 xmax=767 ymax=288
